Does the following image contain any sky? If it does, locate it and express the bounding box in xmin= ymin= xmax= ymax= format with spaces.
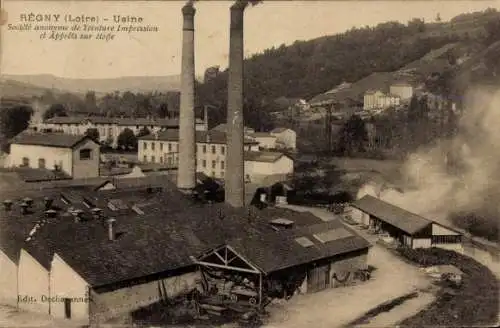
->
xmin=1 ymin=0 xmax=499 ymax=79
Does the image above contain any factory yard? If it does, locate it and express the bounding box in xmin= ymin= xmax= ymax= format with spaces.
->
xmin=261 ymin=205 xmax=434 ymax=328
xmin=0 ymin=305 xmax=82 ymax=328
xmin=263 ymin=244 xmax=433 ymax=328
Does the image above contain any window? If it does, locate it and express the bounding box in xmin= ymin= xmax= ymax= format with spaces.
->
xmin=143 ymin=155 xmax=147 ymax=163
xmin=143 ymin=142 xmax=148 ymax=150
xmin=202 ymin=145 xmax=206 ymax=153
xmin=108 ymin=127 xmax=113 ymax=137
xmin=212 ymin=171 xmax=215 ymax=177
xmin=79 ymin=149 xmax=92 ymax=160
xmin=175 ymin=144 xmax=178 ymax=152
xmin=212 ymin=160 xmax=216 ymax=169
xmin=38 ymin=158 xmax=46 ymax=169
xmin=202 ymin=160 xmax=206 ymax=168
xmin=221 ymin=146 xmax=225 ymax=155
xmin=21 ymin=157 xmax=29 ymax=167
xmin=221 ymin=171 xmax=225 ymax=177
xmin=151 ymin=156 xmax=156 ymax=163
xmin=160 ymin=143 xmax=164 ymax=151
xmin=221 ymin=160 xmax=225 ymax=170
xmin=211 ymin=145 xmax=216 ymax=154
xmin=168 ymin=143 xmax=172 ymax=152
xmin=152 ymin=142 xmax=155 ymax=151
xmin=160 ymin=156 xmax=164 ymax=163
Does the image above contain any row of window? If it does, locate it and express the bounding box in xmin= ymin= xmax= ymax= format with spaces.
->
xmin=142 ymin=142 xmax=225 ymax=155
xmin=142 ymin=155 xmax=225 ymax=169
xmin=20 ymin=149 xmax=92 ymax=168
xmin=21 ymin=158 xmax=64 ymax=170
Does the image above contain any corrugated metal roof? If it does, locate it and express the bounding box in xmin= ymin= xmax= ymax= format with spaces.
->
xmin=351 ymin=195 xmax=432 ymax=235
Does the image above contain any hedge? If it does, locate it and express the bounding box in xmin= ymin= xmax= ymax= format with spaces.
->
xmin=397 ymin=247 xmax=499 ymax=327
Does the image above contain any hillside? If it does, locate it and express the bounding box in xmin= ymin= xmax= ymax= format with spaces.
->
xmin=197 ymin=8 xmax=500 ymax=125
xmin=2 ymin=74 xmax=181 ymax=94
xmin=0 ymin=78 xmax=58 ymax=99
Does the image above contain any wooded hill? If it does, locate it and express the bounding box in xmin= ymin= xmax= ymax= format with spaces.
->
xmin=197 ymin=8 xmax=500 ymax=128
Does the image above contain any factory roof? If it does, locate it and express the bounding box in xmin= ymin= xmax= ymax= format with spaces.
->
xmin=1 ymin=181 xmax=370 ymax=287
xmin=351 ymin=195 xmax=432 ymax=235
xmin=9 ymin=131 xmax=97 ymax=148
xmin=139 ymin=129 xmax=258 ymax=145
xmin=0 ymin=167 xmax=72 ymax=183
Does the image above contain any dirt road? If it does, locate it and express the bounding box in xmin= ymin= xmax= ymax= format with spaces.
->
xmin=265 ymin=205 xmax=434 ymax=328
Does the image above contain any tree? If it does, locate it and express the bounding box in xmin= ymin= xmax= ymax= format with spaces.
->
xmin=0 ymin=105 xmax=33 ymax=140
xmin=85 ymin=128 xmax=100 ymax=142
xmin=156 ymin=103 xmax=170 ymax=118
xmin=137 ymin=127 xmax=150 ymax=138
xmin=117 ymin=128 xmax=137 ymax=150
xmin=337 ymin=115 xmax=368 ymax=155
xmin=43 ymin=103 xmax=68 ymax=120
xmin=84 ymin=91 xmax=98 ymax=114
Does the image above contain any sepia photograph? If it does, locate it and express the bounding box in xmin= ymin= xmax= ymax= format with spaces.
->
xmin=0 ymin=0 xmax=499 ymax=327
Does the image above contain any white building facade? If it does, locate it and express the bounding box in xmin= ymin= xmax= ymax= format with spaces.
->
xmin=7 ymin=133 xmax=100 ymax=179
xmin=139 ymin=130 xmax=293 ymax=181
xmin=363 ymin=90 xmax=401 ymax=110
xmin=33 ymin=116 xmax=207 ymax=148
xmin=389 ymin=83 xmax=414 ymax=101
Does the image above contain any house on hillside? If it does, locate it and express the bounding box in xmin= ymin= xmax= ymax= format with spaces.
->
xmin=389 ymin=83 xmax=414 ymax=101
xmin=363 ymin=90 xmax=400 ymax=111
xmin=270 ymin=128 xmax=297 ymax=150
xmin=6 ymin=132 xmax=100 ymax=179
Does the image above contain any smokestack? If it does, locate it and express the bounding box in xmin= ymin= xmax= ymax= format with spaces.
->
xmin=107 ymin=218 xmax=116 ymax=241
xmin=177 ymin=2 xmax=197 ymax=192
xmin=225 ymin=1 xmax=247 ymax=208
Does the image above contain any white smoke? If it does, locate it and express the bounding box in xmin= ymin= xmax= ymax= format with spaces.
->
xmin=357 ymin=87 xmax=500 ymax=223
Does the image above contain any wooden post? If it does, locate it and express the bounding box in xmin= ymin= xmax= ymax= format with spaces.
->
xmin=258 ymin=273 xmax=263 ymax=308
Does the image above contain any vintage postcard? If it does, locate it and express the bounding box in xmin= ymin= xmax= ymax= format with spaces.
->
xmin=0 ymin=0 xmax=499 ymax=327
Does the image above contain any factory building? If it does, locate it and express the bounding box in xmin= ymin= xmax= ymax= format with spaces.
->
xmin=32 ymin=116 xmax=207 ymax=149
xmin=0 ymin=184 xmax=371 ymax=326
xmin=6 ymin=132 xmax=100 ymax=179
xmin=351 ymin=195 xmax=463 ymax=251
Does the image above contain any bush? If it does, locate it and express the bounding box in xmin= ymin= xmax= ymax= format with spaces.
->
xmin=450 ymin=212 xmax=499 ymax=242
xmin=397 ymin=247 xmax=499 ymax=327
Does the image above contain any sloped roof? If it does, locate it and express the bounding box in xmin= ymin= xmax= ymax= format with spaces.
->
xmin=228 ymin=219 xmax=371 ymax=274
xmin=351 ymin=195 xmax=432 ymax=235
xmin=244 ymin=151 xmax=289 ymax=163
xmin=10 ymin=132 xmax=96 ymax=148
xmin=1 ymin=182 xmax=371 ymax=288
xmin=139 ymin=129 xmax=258 ymax=145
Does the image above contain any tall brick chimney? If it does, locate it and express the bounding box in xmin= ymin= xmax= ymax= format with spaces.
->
xmin=177 ymin=2 xmax=197 ymax=191
xmin=225 ymin=1 xmax=247 ymax=208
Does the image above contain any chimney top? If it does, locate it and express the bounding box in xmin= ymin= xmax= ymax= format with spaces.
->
xmin=182 ymin=3 xmax=196 ymax=16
